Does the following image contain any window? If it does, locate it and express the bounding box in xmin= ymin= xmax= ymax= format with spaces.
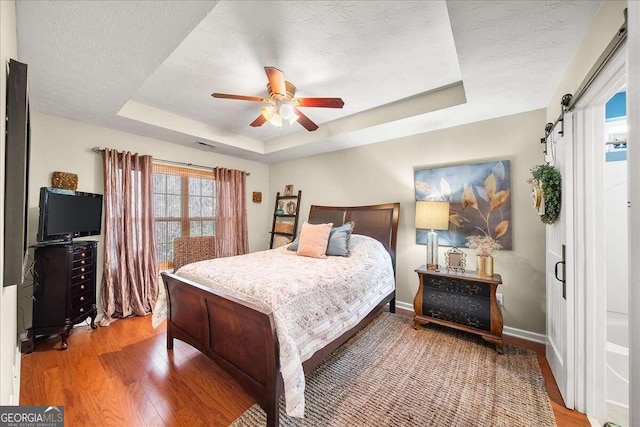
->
xmin=153 ymin=163 xmax=216 ymax=270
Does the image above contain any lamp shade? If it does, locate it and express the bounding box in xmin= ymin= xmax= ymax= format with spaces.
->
xmin=415 ymin=201 xmax=450 ymax=230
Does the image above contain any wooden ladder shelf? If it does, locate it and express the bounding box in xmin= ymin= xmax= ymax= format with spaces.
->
xmin=269 ymin=190 xmax=302 ymax=249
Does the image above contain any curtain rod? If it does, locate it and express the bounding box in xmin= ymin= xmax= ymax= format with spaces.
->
xmin=543 ymin=8 xmax=627 ymax=142
xmin=90 ymin=147 xmax=250 ymax=176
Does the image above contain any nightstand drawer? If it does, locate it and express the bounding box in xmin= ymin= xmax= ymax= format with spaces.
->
xmin=423 ymin=289 xmax=491 ymax=318
xmin=422 ymin=303 xmax=491 ymax=331
xmin=424 ymin=275 xmax=491 ymax=298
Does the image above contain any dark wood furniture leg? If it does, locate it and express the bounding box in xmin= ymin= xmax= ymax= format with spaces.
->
xmin=61 ymin=320 xmax=71 ymax=350
xmin=24 ymin=328 xmax=35 ymax=354
xmin=90 ymin=305 xmax=97 ymax=329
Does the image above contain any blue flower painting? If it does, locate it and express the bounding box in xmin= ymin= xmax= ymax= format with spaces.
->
xmin=414 ymin=160 xmax=512 ymax=249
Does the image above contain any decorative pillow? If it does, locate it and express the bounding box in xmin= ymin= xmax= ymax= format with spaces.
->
xmin=288 ymin=221 xmax=356 ymax=256
xmin=326 ymin=221 xmax=355 ymax=257
xmin=287 ymin=236 xmax=300 ymax=251
xmin=296 ymin=222 xmax=333 ymax=259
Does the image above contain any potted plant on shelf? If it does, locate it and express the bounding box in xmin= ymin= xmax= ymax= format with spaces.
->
xmin=467 ymin=235 xmax=502 ymax=277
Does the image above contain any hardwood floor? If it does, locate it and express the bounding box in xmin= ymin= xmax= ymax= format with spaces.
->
xmin=20 ymin=312 xmax=590 ymax=426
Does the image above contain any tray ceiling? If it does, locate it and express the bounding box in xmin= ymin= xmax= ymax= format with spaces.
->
xmin=16 ymin=1 xmax=601 ymax=163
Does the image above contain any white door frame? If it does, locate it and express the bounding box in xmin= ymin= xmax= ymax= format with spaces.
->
xmin=572 ymin=46 xmax=626 ymax=418
xmin=627 ymin=3 xmax=640 ymax=424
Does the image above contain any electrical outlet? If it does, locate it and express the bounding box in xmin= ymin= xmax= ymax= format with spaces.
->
xmin=496 ymin=293 xmax=504 ymax=306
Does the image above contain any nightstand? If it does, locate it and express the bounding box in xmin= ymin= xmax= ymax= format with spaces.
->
xmin=413 ymin=266 xmax=504 ymax=353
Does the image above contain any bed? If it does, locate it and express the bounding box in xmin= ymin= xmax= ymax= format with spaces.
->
xmin=160 ymin=203 xmax=400 ymax=426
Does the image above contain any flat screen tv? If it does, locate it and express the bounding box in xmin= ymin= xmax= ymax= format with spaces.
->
xmin=4 ymin=59 xmax=30 ymax=285
xmin=37 ymin=188 xmax=103 ymax=243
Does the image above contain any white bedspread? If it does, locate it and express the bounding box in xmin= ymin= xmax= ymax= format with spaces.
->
xmin=155 ymin=234 xmax=394 ymax=418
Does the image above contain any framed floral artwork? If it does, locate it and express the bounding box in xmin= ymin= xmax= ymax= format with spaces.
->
xmin=414 ymin=159 xmax=512 ymax=249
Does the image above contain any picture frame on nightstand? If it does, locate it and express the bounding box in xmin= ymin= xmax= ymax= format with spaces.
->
xmin=445 ymin=247 xmax=466 ymax=273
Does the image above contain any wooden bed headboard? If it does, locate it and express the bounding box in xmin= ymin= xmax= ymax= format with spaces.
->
xmin=308 ymin=203 xmax=400 ymax=271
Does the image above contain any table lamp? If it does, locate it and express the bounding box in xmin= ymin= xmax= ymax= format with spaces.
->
xmin=415 ymin=201 xmax=450 ymax=270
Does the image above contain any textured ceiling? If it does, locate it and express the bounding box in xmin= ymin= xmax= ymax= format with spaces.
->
xmin=16 ymin=1 xmax=601 ymax=163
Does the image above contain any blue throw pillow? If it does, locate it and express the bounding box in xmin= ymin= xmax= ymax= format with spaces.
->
xmin=287 ymin=236 xmax=300 ymax=251
xmin=327 ymin=221 xmax=355 ymax=256
xmin=288 ymin=221 xmax=354 ymax=256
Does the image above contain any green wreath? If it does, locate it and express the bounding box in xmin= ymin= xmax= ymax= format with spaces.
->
xmin=531 ymin=164 xmax=561 ymax=224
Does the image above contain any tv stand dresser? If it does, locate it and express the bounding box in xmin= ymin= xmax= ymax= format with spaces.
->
xmin=25 ymin=240 xmax=98 ymax=353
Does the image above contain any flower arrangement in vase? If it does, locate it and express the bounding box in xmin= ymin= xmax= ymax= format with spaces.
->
xmin=467 ymin=235 xmax=502 ymax=277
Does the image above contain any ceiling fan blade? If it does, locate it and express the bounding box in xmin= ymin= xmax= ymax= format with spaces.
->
xmin=296 ymin=97 xmax=345 ymax=109
xmin=264 ymin=67 xmax=286 ymax=97
xmin=293 ymin=108 xmax=319 ymax=131
xmin=250 ymin=114 xmax=267 ymax=127
xmin=212 ymin=93 xmax=264 ymax=102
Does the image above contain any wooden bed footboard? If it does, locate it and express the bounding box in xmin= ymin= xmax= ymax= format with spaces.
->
xmin=161 ymin=272 xmax=283 ymax=425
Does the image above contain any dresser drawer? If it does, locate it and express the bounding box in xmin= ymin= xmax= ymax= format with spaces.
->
xmin=72 ymin=264 xmax=93 ymax=278
xmin=71 ymin=301 xmax=94 ymax=320
xmin=71 ymin=289 xmax=94 ymax=309
xmin=72 ymin=256 xmax=93 ymax=270
xmin=71 ymin=280 xmax=92 ymax=296
xmin=71 ymin=267 xmax=93 ymax=286
xmin=73 ymin=248 xmax=92 ymax=261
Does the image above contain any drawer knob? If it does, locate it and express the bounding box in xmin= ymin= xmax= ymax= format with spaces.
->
xmin=80 ymin=308 xmax=84 ymax=313
xmin=80 ymin=297 xmax=84 ymax=301
xmin=82 ymin=253 xmax=86 ymax=257
xmin=81 ymin=275 xmax=85 ymax=280
xmin=81 ymin=260 xmax=85 ymax=265
xmin=80 ymin=285 xmax=85 ymax=290
xmin=81 ymin=267 xmax=85 ymax=272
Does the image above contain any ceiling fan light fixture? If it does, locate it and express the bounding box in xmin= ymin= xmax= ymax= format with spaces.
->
xmin=261 ymin=106 xmax=275 ymax=121
xmin=279 ymin=102 xmax=295 ymax=120
xmin=269 ymin=113 xmax=283 ymax=127
xmin=212 ymin=66 xmax=344 ymax=132
xmin=288 ymin=114 xmax=299 ymax=126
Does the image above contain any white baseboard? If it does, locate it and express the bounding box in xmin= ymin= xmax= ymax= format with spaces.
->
xmin=395 ymin=301 xmax=413 ymax=312
xmin=12 ymin=344 xmax=21 ymax=405
xmin=503 ymin=326 xmax=546 ymax=344
xmin=587 ymin=415 xmax=601 ymax=427
xmin=394 ymin=301 xmax=547 ymax=345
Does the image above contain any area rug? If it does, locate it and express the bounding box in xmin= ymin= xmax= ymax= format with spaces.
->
xmin=230 ymin=313 xmax=555 ymax=427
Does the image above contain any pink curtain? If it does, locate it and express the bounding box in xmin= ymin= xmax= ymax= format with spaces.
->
xmin=100 ymin=149 xmax=159 ymax=326
xmin=214 ymin=168 xmax=249 ymax=257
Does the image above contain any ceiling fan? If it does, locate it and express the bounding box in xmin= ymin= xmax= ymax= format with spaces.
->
xmin=212 ymin=66 xmax=345 ymax=132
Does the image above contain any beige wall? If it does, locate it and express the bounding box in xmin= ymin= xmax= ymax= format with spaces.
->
xmin=1 ymin=0 xmax=20 ymax=405
xmin=547 ymin=0 xmax=627 ymax=121
xmin=269 ymin=109 xmax=548 ymax=334
xmin=23 ymin=112 xmax=271 ymax=331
